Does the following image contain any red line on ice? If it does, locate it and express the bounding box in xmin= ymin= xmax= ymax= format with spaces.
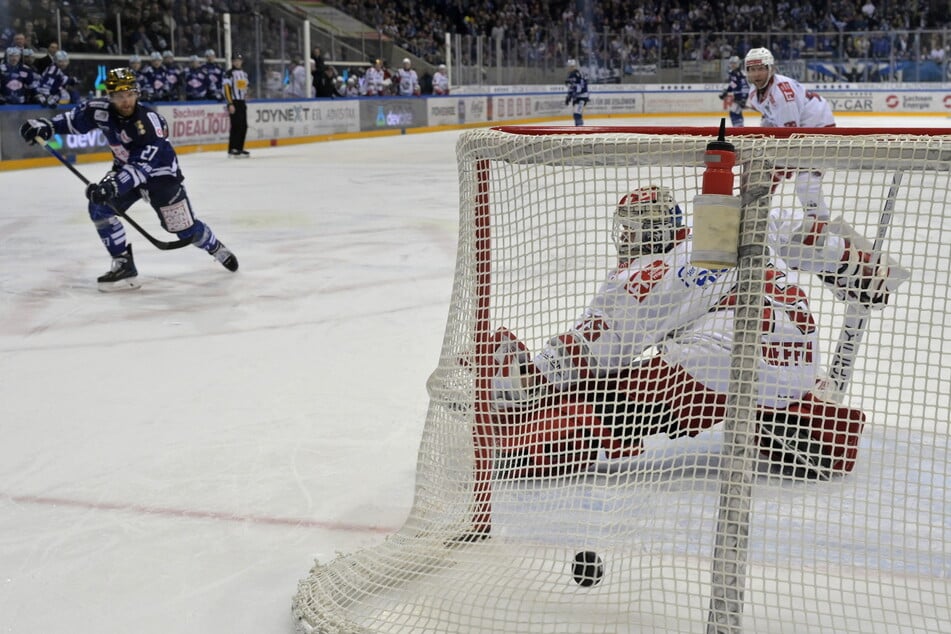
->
xmin=5 ymin=492 xmax=396 ymax=534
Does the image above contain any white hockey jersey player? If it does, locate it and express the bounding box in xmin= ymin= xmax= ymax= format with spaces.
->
xmin=432 ymin=64 xmax=450 ymax=95
xmin=363 ymin=59 xmax=385 ymax=96
xmin=396 ymin=58 xmax=419 ymax=96
xmin=744 ymin=47 xmax=834 ymax=128
xmin=744 ymin=47 xmax=835 ymax=216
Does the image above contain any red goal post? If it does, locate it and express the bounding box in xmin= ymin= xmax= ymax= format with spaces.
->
xmin=294 ymin=125 xmax=951 ymax=634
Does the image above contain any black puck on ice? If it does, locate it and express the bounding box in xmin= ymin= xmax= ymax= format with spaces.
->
xmin=572 ymin=550 xmax=604 ymax=586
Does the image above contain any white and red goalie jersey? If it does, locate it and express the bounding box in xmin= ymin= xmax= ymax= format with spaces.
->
xmin=529 ymin=232 xmax=818 ymax=412
xmin=747 ymin=72 xmax=835 ymax=128
xmin=492 ymin=205 xmax=889 ymax=412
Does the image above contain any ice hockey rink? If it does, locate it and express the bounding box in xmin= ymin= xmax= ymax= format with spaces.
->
xmin=0 ymin=113 xmax=947 ymax=634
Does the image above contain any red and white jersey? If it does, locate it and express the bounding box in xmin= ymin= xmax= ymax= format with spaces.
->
xmin=363 ymin=66 xmax=384 ymax=96
xmin=534 ymin=227 xmax=822 ymax=408
xmin=396 ymin=68 xmax=419 ymax=96
xmin=432 ymin=71 xmax=450 ymax=95
xmin=747 ymin=72 xmax=834 ymax=128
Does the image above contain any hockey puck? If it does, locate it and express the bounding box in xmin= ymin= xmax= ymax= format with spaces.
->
xmin=572 ymin=550 xmax=603 ymax=586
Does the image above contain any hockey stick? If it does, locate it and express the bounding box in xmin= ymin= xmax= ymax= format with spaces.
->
xmin=821 ymin=170 xmax=905 ymax=403
xmin=38 ymin=139 xmax=192 ymax=251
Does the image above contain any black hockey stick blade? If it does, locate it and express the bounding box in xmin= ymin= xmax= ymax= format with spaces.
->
xmin=38 ymin=139 xmax=192 ymax=250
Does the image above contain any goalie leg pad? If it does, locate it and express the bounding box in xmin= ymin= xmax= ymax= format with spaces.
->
xmin=614 ymin=356 xmax=728 ymax=440
xmin=494 ymin=395 xmax=607 ymax=478
xmin=758 ymin=392 xmax=865 ymax=479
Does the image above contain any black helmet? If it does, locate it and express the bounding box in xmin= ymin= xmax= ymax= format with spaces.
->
xmin=105 ymin=67 xmax=138 ymax=93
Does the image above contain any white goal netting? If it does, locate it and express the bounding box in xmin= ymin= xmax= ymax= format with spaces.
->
xmin=293 ymin=126 xmax=951 ymax=634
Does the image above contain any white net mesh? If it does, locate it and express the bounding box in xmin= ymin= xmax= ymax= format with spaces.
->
xmin=293 ymin=127 xmax=951 ymax=634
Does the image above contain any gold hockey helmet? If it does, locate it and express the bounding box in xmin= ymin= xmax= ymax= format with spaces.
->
xmin=105 ymin=67 xmax=138 ymax=94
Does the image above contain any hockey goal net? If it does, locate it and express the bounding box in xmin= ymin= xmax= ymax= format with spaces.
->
xmin=294 ymin=125 xmax=951 ymax=634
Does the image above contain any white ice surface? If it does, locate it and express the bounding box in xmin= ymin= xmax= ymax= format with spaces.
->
xmin=0 ymin=114 xmax=947 ymax=634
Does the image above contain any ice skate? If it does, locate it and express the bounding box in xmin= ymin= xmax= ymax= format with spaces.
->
xmin=210 ymin=242 xmax=238 ymax=271
xmin=97 ymin=245 xmax=140 ymax=292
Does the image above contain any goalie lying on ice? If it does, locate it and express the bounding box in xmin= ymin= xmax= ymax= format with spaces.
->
xmin=487 ymin=185 xmax=905 ymax=480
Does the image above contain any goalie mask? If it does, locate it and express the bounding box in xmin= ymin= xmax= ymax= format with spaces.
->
xmin=613 ymin=186 xmax=684 ymax=258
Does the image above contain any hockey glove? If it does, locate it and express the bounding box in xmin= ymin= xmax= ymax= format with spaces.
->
xmin=565 ymin=96 xmax=571 ymax=106
xmin=490 ymin=328 xmax=540 ymax=409
xmin=20 ymin=118 xmax=54 ymax=145
xmin=822 ymin=244 xmax=891 ymax=307
xmin=86 ymin=175 xmax=119 ymax=205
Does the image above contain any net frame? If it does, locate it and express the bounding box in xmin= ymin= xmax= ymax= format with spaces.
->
xmin=294 ymin=125 xmax=951 ymax=634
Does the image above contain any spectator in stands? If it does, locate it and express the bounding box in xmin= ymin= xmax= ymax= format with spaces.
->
xmin=33 ymin=41 xmax=57 ymax=74
xmin=130 ymin=24 xmax=156 ymax=56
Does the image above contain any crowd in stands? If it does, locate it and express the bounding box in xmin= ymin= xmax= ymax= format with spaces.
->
xmin=327 ymin=0 xmax=949 ymax=69
xmin=1 ymin=0 xmax=949 ymax=104
xmin=0 ymin=0 xmax=302 ymax=58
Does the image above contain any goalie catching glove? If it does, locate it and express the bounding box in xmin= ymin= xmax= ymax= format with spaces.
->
xmin=20 ymin=118 xmax=54 ymax=145
xmin=823 ymin=244 xmax=892 ymax=307
xmin=820 ymin=219 xmax=908 ymax=308
xmin=85 ymin=174 xmax=119 ymax=205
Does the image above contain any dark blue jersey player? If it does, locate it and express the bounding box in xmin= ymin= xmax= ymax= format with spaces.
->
xmin=19 ymin=67 xmax=238 ymax=291
xmin=564 ymin=59 xmax=589 ymax=126
xmin=718 ymin=56 xmax=750 ymax=127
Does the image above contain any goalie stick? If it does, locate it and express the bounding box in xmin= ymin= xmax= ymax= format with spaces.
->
xmin=38 ymin=139 xmax=192 ymax=251
xmin=759 ymin=171 xmax=906 ymax=480
xmin=819 ymin=170 xmax=905 ymax=403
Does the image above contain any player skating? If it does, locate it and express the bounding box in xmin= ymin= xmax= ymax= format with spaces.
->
xmin=718 ymin=56 xmax=749 ymax=127
xmin=564 ymin=59 xmax=589 ymax=126
xmin=488 ymin=186 xmax=900 ymax=479
xmin=744 ymin=46 xmax=835 ymax=217
xmin=19 ymin=67 xmax=238 ymax=292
